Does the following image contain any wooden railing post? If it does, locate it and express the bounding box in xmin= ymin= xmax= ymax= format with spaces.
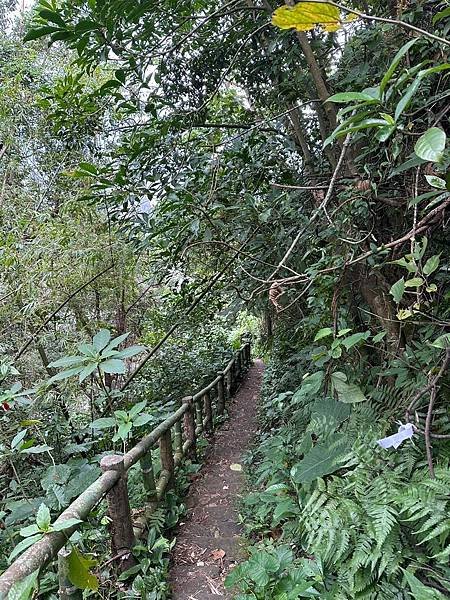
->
xmin=140 ymin=450 xmax=158 ymax=509
xmin=235 ymin=353 xmax=241 ymax=383
xmin=159 ymin=429 xmax=174 ymax=489
xmin=246 ymin=342 xmax=251 ymax=367
xmin=195 ymin=397 xmax=203 ymax=434
xmin=58 ymin=547 xmax=82 ymax=599
xmin=182 ymin=396 xmax=197 ymax=460
xmin=226 ymin=362 xmax=233 ymax=397
xmin=216 ymin=372 xmax=225 ymax=416
xmin=204 ymin=390 xmax=213 ymax=432
xmin=174 ymin=402 xmax=183 ymax=462
xmin=100 ymin=455 xmax=136 ymax=572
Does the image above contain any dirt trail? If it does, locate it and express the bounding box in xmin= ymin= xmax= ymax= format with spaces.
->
xmin=169 ymin=359 xmax=264 ymax=599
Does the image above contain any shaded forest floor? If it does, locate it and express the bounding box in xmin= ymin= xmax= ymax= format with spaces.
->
xmin=169 ymin=359 xmax=264 ymax=599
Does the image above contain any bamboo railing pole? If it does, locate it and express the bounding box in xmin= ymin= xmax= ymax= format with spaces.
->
xmin=58 ymin=547 xmax=82 ymax=599
xmin=216 ymin=372 xmax=225 ymax=416
xmin=159 ymin=429 xmax=174 ymax=489
xmin=182 ymin=396 xmax=197 ymax=460
xmin=100 ymin=455 xmax=136 ymax=572
xmin=140 ymin=451 xmax=158 ymax=509
xmin=203 ymin=390 xmax=213 ymax=433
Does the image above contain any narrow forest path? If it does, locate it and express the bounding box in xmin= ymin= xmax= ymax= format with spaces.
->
xmin=169 ymin=359 xmax=264 ymax=599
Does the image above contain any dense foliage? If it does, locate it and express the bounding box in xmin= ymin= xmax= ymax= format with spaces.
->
xmin=0 ymin=0 xmax=449 ymax=597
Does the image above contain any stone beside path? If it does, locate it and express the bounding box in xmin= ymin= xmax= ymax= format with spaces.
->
xmin=169 ymin=359 xmax=264 ymax=599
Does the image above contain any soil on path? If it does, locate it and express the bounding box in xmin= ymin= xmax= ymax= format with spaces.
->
xmin=169 ymin=359 xmax=264 ymax=599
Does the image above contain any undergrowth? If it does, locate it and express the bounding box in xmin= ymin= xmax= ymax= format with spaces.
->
xmin=227 ymin=333 xmax=450 ymax=600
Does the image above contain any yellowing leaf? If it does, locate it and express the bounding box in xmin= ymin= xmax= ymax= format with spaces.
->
xmin=272 ymin=2 xmax=357 ymax=33
xmin=397 ymin=309 xmax=413 ymax=320
xmin=67 ymin=548 xmax=99 ymax=591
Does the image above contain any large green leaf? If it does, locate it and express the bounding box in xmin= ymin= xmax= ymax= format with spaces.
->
xmin=330 ymin=372 xmax=367 ymax=403
xmin=90 ymin=417 xmax=115 ymax=429
xmin=6 ymin=570 xmax=39 ymax=600
xmin=313 ymin=327 xmax=333 ymax=341
xmin=389 ymin=278 xmax=405 ymax=303
xmin=67 ymin=548 xmax=99 ymax=591
xmin=403 ymin=570 xmax=446 ymax=599
xmin=414 ymin=127 xmax=446 ymax=162
xmin=48 ymin=355 xmax=83 ymax=368
xmin=327 ymin=92 xmax=378 ymax=103
xmin=290 ymin=434 xmax=348 ymax=484
xmin=311 ymin=399 xmax=351 ymax=425
xmin=380 ymin=38 xmax=418 ymax=94
xmin=8 ymin=535 xmax=43 ymax=562
xmin=36 ymin=504 xmax=51 ymax=531
xmin=99 ymin=358 xmax=126 ymax=374
xmin=92 ymin=329 xmax=111 ymax=351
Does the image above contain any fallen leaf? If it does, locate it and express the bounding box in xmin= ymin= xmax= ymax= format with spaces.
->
xmin=211 ymin=549 xmax=226 ymax=561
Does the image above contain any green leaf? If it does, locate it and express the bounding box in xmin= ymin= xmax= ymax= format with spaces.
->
xmin=311 ymin=398 xmax=351 ymax=425
xmin=414 ymin=127 xmax=446 ymax=162
xmin=273 ymin=499 xmax=298 ymax=523
xmin=38 ymin=9 xmax=66 ymax=27
xmin=77 ymin=343 xmax=97 ymax=357
xmin=48 ymin=367 xmax=84 ymax=383
xmin=92 ymin=329 xmax=111 ymax=351
xmin=133 ymin=413 xmax=153 ymax=427
xmin=423 ymin=255 xmax=440 ymax=275
xmin=373 ymin=331 xmax=386 ymax=343
xmin=128 ymin=400 xmax=147 ymax=418
xmin=113 ymin=422 xmax=133 ymax=441
xmin=104 ymin=332 xmax=129 ymax=351
xmin=11 ymin=430 xmax=27 ymax=450
xmin=394 ymin=78 xmax=421 ymax=121
xmin=327 ymin=92 xmax=378 ymax=103
xmin=67 ymin=547 xmax=99 ymax=591
xmin=78 ymin=162 xmax=98 ymax=175
xmin=79 ymin=363 xmax=97 ymax=383
xmin=290 ymin=434 xmax=348 ymax=484
xmin=380 ymin=38 xmax=418 ymax=94
xmin=8 ymin=534 xmax=43 ymax=562
xmin=337 ymin=328 xmax=352 ymax=337
xmin=36 ymin=504 xmax=51 ymax=531
xmin=21 ymin=445 xmax=53 ymax=454
xmin=431 ymin=333 xmax=450 ymax=349
xmin=23 ymin=26 xmax=61 ymax=41
xmin=114 ymin=345 xmax=145 ymax=359
xmin=19 ymin=524 xmax=40 ymax=538
xmin=6 ymin=569 xmax=39 ymax=600
xmin=330 ymin=372 xmax=367 ymax=403
xmin=48 ymin=355 xmax=83 ymax=368
xmin=99 ymin=358 xmax=126 ymax=374
xmin=51 ymin=518 xmax=83 ymax=532
xmin=341 ymin=331 xmax=370 ymax=349
xmin=403 ymin=570 xmax=445 ymax=599
xmin=433 ymin=6 xmax=450 ymax=24
xmin=314 ymin=327 xmax=333 ymax=342
xmin=390 ymin=277 xmax=405 ymax=303
xmin=248 ymin=552 xmax=280 ymax=587
xmin=404 ymin=277 xmax=424 ymax=288
xmin=376 ymin=125 xmax=395 ymax=142
xmin=425 ymin=175 xmax=446 ymax=189
xmin=90 ymin=417 xmax=115 ymax=429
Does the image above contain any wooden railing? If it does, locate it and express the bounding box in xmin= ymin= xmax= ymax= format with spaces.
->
xmin=0 ymin=342 xmax=252 ymax=598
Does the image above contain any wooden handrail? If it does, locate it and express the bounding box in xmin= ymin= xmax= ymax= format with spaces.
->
xmin=0 ymin=342 xmax=252 ymax=597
